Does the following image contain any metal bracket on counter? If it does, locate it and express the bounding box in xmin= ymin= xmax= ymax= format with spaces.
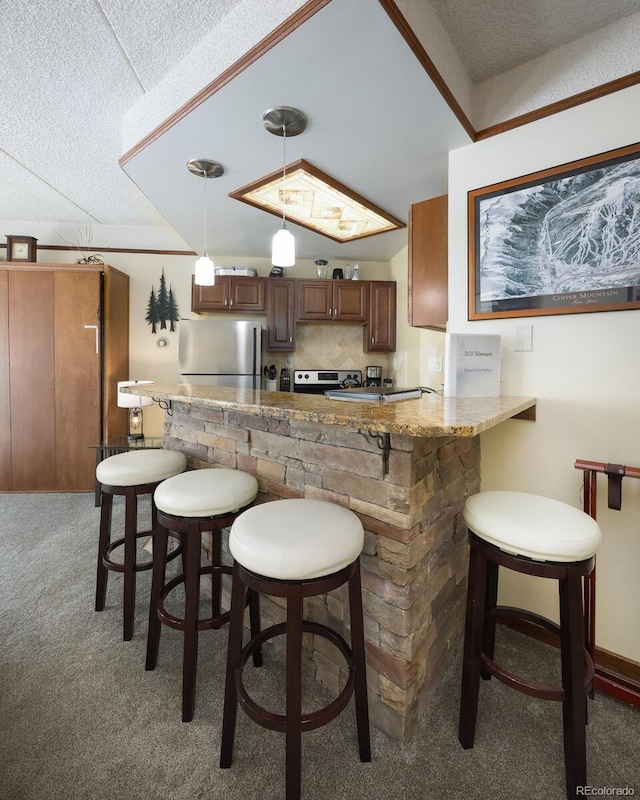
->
xmin=360 ymin=429 xmax=391 ymax=475
xmin=154 ymin=398 xmax=173 ymax=416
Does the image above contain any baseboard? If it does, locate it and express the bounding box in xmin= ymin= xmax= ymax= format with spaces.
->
xmin=499 ymin=617 xmax=640 ymax=707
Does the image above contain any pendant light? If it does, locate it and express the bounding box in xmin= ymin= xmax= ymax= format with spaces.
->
xmin=262 ymin=107 xmax=307 ymax=267
xmin=187 ymin=158 xmax=224 ymax=285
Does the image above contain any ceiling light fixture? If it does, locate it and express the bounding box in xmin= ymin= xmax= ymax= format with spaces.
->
xmin=261 ymin=106 xmax=307 ymax=267
xmin=187 ymin=158 xmax=224 ymax=285
xmin=230 ymin=158 xmax=405 ymax=244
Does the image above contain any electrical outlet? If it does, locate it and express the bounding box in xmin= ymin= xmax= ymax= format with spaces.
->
xmin=428 ymin=357 xmax=443 ymax=372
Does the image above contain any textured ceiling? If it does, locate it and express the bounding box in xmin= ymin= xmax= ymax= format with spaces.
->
xmin=431 ymin=0 xmax=640 ymax=82
xmin=0 ymin=0 xmax=638 ymax=258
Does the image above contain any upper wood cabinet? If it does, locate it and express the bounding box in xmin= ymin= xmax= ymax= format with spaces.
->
xmin=266 ymin=278 xmax=296 ymax=351
xmin=191 ymin=275 xmax=266 ymax=313
xmin=0 ymin=262 xmax=129 ymax=492
xmin=297 ymin=279 xmax=368 ymax=322
xmin=408 ymin=195 xmax=448 ymax=330
xmin=365 ymin=281 xmax=396 ymax=352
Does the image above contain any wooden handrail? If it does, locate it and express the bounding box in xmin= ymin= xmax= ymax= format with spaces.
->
xmin=573 ymin=458 xmax=640 ymax=708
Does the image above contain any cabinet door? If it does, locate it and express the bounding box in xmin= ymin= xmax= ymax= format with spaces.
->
xmin=365 ymin=281 xmax=396 ymax=352
xmin=266 ymin=279 xmax=296 ymax=351
xmin=297 ymin=280 xmax=332 ymax=320
xmin=8 ymin=270 xmax=57 ymax=490
xmin=333 ymin=281 xmax=368 ymax=321
xmin=228 ymin=276 xmax=266 ymax=312
xmin=0 ymin=272 xmax=11 ymax=489
xmin=408 ymin=195 xmax=448 ymax=329
xmin=54 ymin=271 xmax=102 ymax=490
xmin=191 ymin=276 xmax=228 ymax=311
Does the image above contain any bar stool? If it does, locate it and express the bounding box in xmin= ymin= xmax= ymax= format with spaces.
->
xmin=220 ymin=498 xmax=371 ymax=800
xmin=146 ymin=467 xmax=261 ymax=722
xmin=95 ymin=448 xmax=187 ymax=640
xmin=458 ymin=491 xmax=602 ymax=800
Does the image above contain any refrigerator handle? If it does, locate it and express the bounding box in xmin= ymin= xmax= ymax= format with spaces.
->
xmin=252 ymin=326 xmax=257 ymax=389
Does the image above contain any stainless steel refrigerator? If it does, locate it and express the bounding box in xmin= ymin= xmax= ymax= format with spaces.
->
xmin=178 ymin=319 xmax=262 ymax=389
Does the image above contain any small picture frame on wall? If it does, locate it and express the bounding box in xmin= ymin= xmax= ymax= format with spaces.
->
xmin=6 ymin=235 xmax=37 ymax=262
xmin=468 ymin=141 xmax=640 ymax=320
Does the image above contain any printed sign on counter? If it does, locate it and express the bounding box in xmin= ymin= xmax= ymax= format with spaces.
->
xmin=444 ymin=333 xmax=501 ymax=397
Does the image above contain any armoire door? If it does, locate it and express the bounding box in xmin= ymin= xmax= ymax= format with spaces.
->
xmin=6 ymin=269 xmax=101 ymax=491
xmin=54 ymin=271 xmax=101 ymax=490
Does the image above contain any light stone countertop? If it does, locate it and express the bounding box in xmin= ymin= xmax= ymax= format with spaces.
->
xmin=124 ymin=383 xmax=536 ymax=438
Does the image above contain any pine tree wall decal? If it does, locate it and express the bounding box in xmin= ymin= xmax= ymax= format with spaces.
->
xmin=145 ymin=270 xmax=180 ymax=334
xmin=157 ymin=269 xmax=169 ymax=330
xmin=167 ymin=285 xmax=180 ymax=332
xmin=145 ymin=287 xmax=160 ymax=333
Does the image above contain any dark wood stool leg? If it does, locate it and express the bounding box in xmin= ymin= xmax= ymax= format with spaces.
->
xmin=122 ymin=487 xmax=138 ymax=641
xmin=285 ymin=583 xmax=304 ymax=800
xmin=559 ymin=567 xmax=588 ymax=799
xmin=211 ymin=527 xmax=222 ymax=618
xmin=459 ymin=535 xmax=489 ymax=749
xmin=249 ymin=589 xmax=263 ymax=668
xmin=182 ymin=528 xmax=201 ymax=722
xmin=146 ymin=522 xmax=169 ymax=670
xmin=95 ymin=491 xmax=113 ymax=611
xmin=481 ymin=560 xmax=499 ymax=680
xmin=220 ymin=563 xmax=248 ymax=768
xmin=348 ymin=560 xmax=371 ymax=762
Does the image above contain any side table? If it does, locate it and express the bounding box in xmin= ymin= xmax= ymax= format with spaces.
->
xmin=91 ymin=438 xmax=164 ymax=506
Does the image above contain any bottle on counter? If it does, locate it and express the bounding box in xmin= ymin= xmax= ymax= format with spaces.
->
xmin=352 ymin=263 xmax=360 ymax=280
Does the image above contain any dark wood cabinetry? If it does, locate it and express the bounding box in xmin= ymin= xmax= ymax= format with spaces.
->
xmin=0 ymin=262 xmax=129 ymax=492
xmin=266 ymin=278 xmax=296 ymax=351
xmin=365 ymin=281 xmax=396 ymax=352
xmin=297 ymin=280 xmax=368 ymax=322
xmin=191 ymin=275 xmax=266 ymax=313
xmin=408 ymin=195 xmax=448 ymax=330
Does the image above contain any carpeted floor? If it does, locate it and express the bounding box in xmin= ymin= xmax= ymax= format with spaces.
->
xmin=0 ymin=492 xmax=638 ymax=800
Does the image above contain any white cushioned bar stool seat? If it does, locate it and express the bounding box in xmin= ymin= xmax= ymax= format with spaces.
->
xmin=229 ymin=498 xmax=365 ymax=580
xmin=220 ymin=499 xmax=371 ymax=800
xmin=154 ymin=468 xmax=259 ymax=518
xmin=463 ymin=491 xmax=601 ymax=562
xmin=458 ymin=490 xmax=602 ymax=800
xmin=95 ymin=448 xmax=187 ymax=641
xmin=96 ymin=448 xmax=187 ymax=488
xmin=146 ymin=468 xmax=260 ymax=723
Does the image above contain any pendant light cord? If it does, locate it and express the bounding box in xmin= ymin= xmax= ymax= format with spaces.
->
xmin=202 ymin=167 xmax=208 ymax=257
xmin=281 ymin=122 xmax=287 ymax=226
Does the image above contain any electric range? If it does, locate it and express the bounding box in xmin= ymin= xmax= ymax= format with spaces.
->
xmin=293 ymin=369 xmax=363 ymax=394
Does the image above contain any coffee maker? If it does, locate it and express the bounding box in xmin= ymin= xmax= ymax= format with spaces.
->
xmin=364 ymin=365 xmax=382 ymax=387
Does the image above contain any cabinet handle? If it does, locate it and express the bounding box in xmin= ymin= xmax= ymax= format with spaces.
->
xmin=229 ymin=298 xmax=233 ymax=307
xmin=289 ymin=336 xmax=293 ymax=342
xmin=371 ymin=337 xmax=375 ymax=346
xmin=224 ymin=299 xmax=228 ymax=307
xmin=84 ymin=324 xmax=99 ymax=354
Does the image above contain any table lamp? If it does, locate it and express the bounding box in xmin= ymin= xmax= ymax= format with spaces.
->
xmin=117 ymin=380 xmax=154 ymax=441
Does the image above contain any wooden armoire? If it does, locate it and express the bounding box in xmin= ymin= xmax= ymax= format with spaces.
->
xmin=0 ymin=262 xmax=129 ymax=492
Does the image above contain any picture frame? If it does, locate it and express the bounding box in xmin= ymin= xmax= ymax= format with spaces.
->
xmin=468 ymin=142 xmax=640 ymax=320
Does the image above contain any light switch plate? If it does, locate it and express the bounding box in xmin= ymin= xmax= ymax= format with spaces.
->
xmin=513 ymin=325 xmax=533 ymax=351
xmin=428 ymin=357 xmax=443 ymax=372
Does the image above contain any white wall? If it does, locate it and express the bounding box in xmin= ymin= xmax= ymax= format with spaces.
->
xmin=448 ymin=84 xmax=640 ymax=662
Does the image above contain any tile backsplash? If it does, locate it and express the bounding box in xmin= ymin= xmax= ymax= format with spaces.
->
xmin=264 ymin=323 xmax=392 ymax=388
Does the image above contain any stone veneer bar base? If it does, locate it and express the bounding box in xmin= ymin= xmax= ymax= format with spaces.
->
xmin=163 ymin=401 xmax=480 ymax=745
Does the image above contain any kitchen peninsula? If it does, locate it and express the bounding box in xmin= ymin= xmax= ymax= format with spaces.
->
xmin=126 ymin=384 xmax=535 ymax=744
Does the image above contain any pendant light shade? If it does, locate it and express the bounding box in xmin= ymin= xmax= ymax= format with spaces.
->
xmin=272 ymin=226 xmax=295 ymax=267
xmin=194 ymin=255 xmax=215 ymax=285
xmin=262 ymin=107 xmax=307 ymax=268
xmin=187 ymin=158 xmax=224 ymax=286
